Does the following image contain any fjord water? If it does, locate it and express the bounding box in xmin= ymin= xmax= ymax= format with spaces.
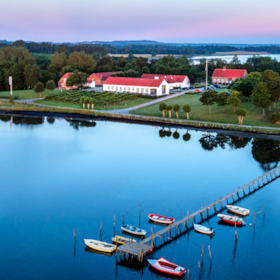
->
xmin=1 ymin=115 xmax=280 ymax=280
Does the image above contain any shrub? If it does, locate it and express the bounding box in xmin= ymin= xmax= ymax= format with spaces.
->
xmin=185 ymin=91 xmax=197 ymax=94
xmin=272 ymin=112 xmax=280 ymax=123
xmin=9 ymin=96 xmax=14 ymax=103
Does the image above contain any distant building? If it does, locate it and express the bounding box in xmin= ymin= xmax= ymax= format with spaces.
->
xmin=212 ymin=67 xmax=247 ymax=85
xmin=58 ymin=72 xmax=95 ymax=90
xmin=141 ymin=74 xmax=190 ymax=89
xmin=88 ymin=72 xmax=121 ymax=86
xmin=103 ymin=77 xmax=170 ymax=96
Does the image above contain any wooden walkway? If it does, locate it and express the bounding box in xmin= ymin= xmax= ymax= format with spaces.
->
xmin=116 ymin=166 xmax=280 ymax=261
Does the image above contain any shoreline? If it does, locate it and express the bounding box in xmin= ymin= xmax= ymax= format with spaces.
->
xmin=1 ymin=104 xmax=280 ymax=139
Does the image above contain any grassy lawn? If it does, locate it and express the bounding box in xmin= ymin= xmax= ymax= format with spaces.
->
xmin=130 ymin=94 xmax=280 ymax=128
xmin=0 ymin=89 xmax=64 ymax=100
xmin=34 ymin=97 xmax=150 ymax=110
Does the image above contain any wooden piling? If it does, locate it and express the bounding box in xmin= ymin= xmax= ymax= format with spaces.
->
xmin=201 ymin=243 xmax=204 ymax=262
xmin=253 ymin=210 xmax=256 ymax=226
xmin=73 ymin=229 xmax=76 ymax=243
xmin=198 ymin=261 xmax=201 ymax=273
xmin=208 ymin=245 xmax=212 ymax=261
xmin=187 ymin=269 xmax=190 ymax=280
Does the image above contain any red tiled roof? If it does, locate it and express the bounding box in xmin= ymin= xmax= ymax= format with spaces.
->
xmin=104 ymin=77 xmax=165 ymax=87
xmin=89 ymin=72 xmax=121 ymax=80
xmin=60 ymin=72 xmax=74 ymax=79
xmin=141 ymin=74 xmax=187 ymax=83
xmin=212 ymin=69 xmax=247 ymax=78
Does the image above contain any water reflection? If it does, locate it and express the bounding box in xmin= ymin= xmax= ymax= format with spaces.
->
xmin=47 ymin=117 xmax=55 ymax=124
xmin=252 ymin=139 xmax=280 ymax=171
xmin=13 ymin=116 xmax=44 ymax=125
xmin=67 ymin=119 xmax=97 ymax=130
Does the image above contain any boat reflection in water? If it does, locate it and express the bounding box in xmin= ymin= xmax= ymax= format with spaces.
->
xmin=85 ymin=246 xmax=114 ymax=257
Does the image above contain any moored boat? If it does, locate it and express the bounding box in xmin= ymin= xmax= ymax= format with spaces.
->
xmin=112 ymin=235 xmax=137 ymax=244
xmin=148 ymin=258 xmax=186 ymax=276
xmin=84 ymin=239 xmax=116 ymax=252
xmin=226 ymin=205 xmax=250 ymax=216
xmin=148 ymin=214 xmax=175 ymax=225
xmin=217 ymin=214 xmax=246 ymax=226
xmin=121 ymin=224 xmax=147 ymax=236
xmin=194 ymin=224 xmax=214 ymax=235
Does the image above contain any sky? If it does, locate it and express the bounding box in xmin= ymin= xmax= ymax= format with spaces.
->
xmin=1 ymin=0 xmax=280 ymax=44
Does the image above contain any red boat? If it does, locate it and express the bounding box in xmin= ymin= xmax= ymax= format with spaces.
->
xmin=148 ymin=214 xmax=175 ymax=225
xmin=217 ymin=214 xmax=246 ymax=226
xmin=148 ymin=258 xmax=185 ymax=276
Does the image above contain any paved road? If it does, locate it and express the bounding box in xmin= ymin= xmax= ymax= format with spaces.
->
xmin=100 ymin=91 xmax=186 ymax=115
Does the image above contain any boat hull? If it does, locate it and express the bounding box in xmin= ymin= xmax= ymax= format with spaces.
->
xmin=112 ymin=235 xmax=136 ymax=244
xmin=217 ymin=214 xmax=244 ymax=226
xmin=148 ymin=214 xmax=175 ymax=225
xmin=84 ymin=239 xmax=116 ymax=253
xmin=226 ymin=205 xmax=250 ymax=216
xmin=121 ymin=226 xmax=147 ymax=236
xmin=194 ymin=224 xmax=213 ymax=235
xmin=148 ymin=258 xmax=185 ymax=276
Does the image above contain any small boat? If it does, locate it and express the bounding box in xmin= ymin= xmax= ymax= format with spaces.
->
xmin=121 ymin=224 xmax=147 ymax=236
xmin=148 ymin=214 xmax=175 ymax=225
xmin=112 ymin=235 xmax=137 ymax=244
xmin=194 ymin=224 xmax=214 ymax=235
xmin=217 ymin=214 xmax=246 ymax=226
xmin=148 ymin=258 xmax=186 ymax=276
xmin=227 ymin=205 xmax=250 ymax=216
xmin=84 ymin=239 xmax=116 ymax=253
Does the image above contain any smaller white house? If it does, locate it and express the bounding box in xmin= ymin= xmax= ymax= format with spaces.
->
xmin=141 ymin=74 xmax=190 ymax=89
xmin=103 ymin=77 xmax=170 ymax=96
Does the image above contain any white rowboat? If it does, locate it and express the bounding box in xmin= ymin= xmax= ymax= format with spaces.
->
xmin=194 ymin=224 xmax=214 ymax=235
xmin=121 ymin=224 xmax=147 ymax=236
xmin=84 ymin=239 xmax=116 ymax=253
xmin=112 ymin=235 xmax=137 ymax=244
xmin=217 ymin=214 xmax=246 ymax=226
xmin=226 ymin=205 xmax=250 ymax=216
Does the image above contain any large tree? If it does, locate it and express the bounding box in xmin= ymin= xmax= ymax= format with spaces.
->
xmin=226 ymin=90 xmax=242 ymax=112
xmin=182 ymin=104 xmax=191 ymax=119
xmin=68 ymin=51 xmax=96 ymax=73
xmin=232 ymin=78 xmax=258 ymax=100
xmin=252 ymin=82 xmax=271 ymax=116
xmin=199 ymin=90 xmax=218 ymax=114
xmin=261 ymin=70 xmax=280 ymax=109
xmin=216 ymin=91 xmax=228 ymax=113
xmin=235 ymin=108 xmax=247 ymax=125
xmin=159 ymin=102 xmax=166 ymax=117
xmin=173 ymin=104 xmax=180 ymax=119
xmin=66 ymin=71 xmax=89 ymax=89
xmin=34 ymin=82 xmax=45 ymax=97
xmin=46 ymin=80 xmax=56 ymax=94
xmin=50 ymin=51 xmax=67 ymax=71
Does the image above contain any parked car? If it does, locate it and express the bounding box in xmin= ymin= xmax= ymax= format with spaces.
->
xmin=213 ymin=84 xmax=222 ymax=88
xmin=195 ymin=89 xmax=202 ymax=93
xmin=189 ymin=86 xmax=195 ymax=89
xmin=181 ymin=87 xmax=189 ymax=90
xmin=205 ymin=86 xmax=216 ymax=90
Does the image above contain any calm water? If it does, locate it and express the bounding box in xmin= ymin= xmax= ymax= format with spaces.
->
xmin=1 ymin=114 xmax=280 ymax=280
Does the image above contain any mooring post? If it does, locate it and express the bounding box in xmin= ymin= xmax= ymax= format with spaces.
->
xmin=231 ymin=194 xmax=234 ymax=201
xmin=262 ymin=177 xmax=265 ymax=185
xmin=206 ymin=207 xmax=209 ymax=217
xmin=187 ymin=269 xmax=190 ymax=280
xmin=213 ymin=204 xmax=216 ymax=212
xmin=237 ymin=191 xmax=240 ymax=199
xmin=113 ymin=215 xmax=115 ymax=236
xmin=198 ymin=260 xmax=201 ymax=273
xmin=100 ymin=222 xmax=103 ymax=241
xmin=73 ymin=229 xmax=76 ymax=243
xmin=253 ymin=210 xmax=256 ymax=227
xmin=208 ymin=245 xmax=212 ymax=261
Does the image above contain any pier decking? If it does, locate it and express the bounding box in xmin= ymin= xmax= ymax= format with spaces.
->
xmin=116 ymin=166 xmax=280 ymax=262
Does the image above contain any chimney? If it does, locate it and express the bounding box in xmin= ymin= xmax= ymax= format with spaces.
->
xmin=223 ymin=66 xmax=226 ymax=71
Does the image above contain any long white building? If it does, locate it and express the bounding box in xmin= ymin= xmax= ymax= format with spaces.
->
xmin=103 ymin=77 xmax=170 ymax=96
xmin=141 ymin=74 xmax=190 ymax=89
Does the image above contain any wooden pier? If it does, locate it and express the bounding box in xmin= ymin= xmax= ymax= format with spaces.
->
xmin=116 ymin=166 xmax=280 ymax=262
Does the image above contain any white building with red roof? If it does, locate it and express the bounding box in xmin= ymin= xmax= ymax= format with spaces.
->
xmin=141 ymin=74 xmax=190 ymax=89
xmin=103 ymin=77 xmax=170 ymax=96
xmin=212 ymin=67 xmax=247 ymax=85
xmin=58 ymin=72 xmax=95 ymax=90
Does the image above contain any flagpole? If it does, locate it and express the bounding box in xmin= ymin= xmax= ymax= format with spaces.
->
xmin=205 ymin=59 xmax=208 ymax=90
xmin=9 ymin=76 xmax=13 ymax=96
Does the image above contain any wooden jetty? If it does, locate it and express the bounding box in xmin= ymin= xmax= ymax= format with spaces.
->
xmin=116 ymin=166 xmax=280 ymax=262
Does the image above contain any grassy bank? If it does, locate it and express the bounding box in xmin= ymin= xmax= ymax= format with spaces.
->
xmin=0 ymin=101 xmax=280 ymax=135
xmin=34 ymin=97 xmax=150 ymax=110
xmin=0 ymin=89 xmax=63 ymax=100
xmin=130 ymin=94 xmax=280 ymax=128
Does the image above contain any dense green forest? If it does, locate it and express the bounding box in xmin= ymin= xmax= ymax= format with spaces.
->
xmin=1 ymin=44 xmax=280 ymax=91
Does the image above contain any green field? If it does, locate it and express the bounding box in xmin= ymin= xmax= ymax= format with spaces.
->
xmin=34 ymin=97 xmax=150 ymax=110
xmin=130 ymin=94 xmax=280 ymax=128
xmin=0 ymin=89 xmax=63 ymax=100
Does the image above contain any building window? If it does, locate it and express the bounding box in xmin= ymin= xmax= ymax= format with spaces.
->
xmin=124 ymin=87 xmax=126 ymax=91
xmin=128 ymin=87 xmax=130 ymax=91
xmin=145 ymin=88 xmax=148 ymax=93
xmin=112 ymin=86 xmax=114 ymax=90
xmin=116 ymin=87 xmax=118 ymax=90
xmin=120 ymin=87 xmax=122 ymax=91
xmin=60 ymin=83 xmax=63 ymax=87
xmin=132 ymin=88 xmax=134 ymax=91
xmin=213 ymin=79 xmax=216 ymax=83
xmin=137 ymin=88 xmax=139 ymax=92
xmin=108 ymin=86 xmax=110 ymax=90
xmin=141 ymin=88 xmax=144 ymax=93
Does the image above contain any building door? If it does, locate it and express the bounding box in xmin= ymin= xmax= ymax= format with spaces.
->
xmin=162 ymin=85 xmax=166 ymax=94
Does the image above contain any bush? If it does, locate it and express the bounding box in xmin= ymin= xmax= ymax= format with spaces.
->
xmin=272 ymin=112 xmax=280 ymax=123
xmin=9 ymin=96 xmax=14 ymax=103
xmin=185 ymin=91 xmax=197 ymax=94
xmin=0 ymin=96 xmax=18 ymax=100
